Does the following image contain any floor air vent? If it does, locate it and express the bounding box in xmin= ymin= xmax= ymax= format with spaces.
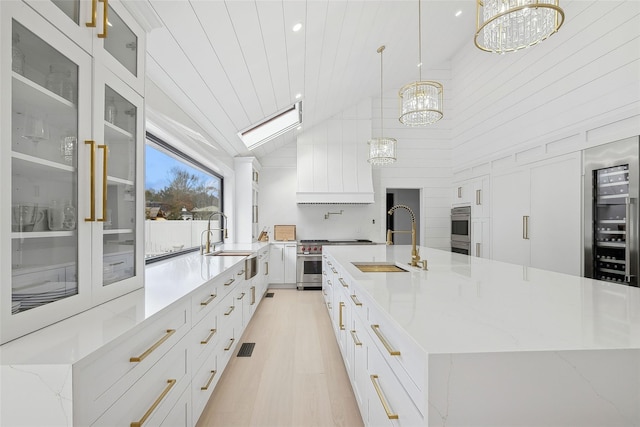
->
xmin=237 ymin=342 xmax=255 ymax=357
xmin=265 ymin=292 xmax=274 ymax=298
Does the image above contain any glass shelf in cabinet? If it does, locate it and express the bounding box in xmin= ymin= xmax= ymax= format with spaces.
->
xmin=11 ymin=230 xmax=75 ymax=239
xmin=12 ymin=151 xmax=75 ymax=174
xmin=13 ymin=73 xmax=76 ymax=116
xmin=104 ymin=121 xmax=134 ymax=141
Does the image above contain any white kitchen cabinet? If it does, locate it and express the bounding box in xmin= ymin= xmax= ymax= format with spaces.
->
xmin=453 ymin=175 xmax=490 ymax=219
xmin=471 ymin=218 xmax=490 ymax=259
xmin=268 ymin=242 xmax=297 ymax=286
xmin=492 ymin=153 xmax=581 ymax=275
xmin=1 ymin=0 xmax=144 ymax=344
xmin=25 ymin=0 xmax=146 ymax=94
xmin=234 ymin=157 xmax=260 ymax=243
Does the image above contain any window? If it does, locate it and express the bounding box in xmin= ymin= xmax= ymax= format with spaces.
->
xmin=145 ymin=133 xmax=223 ymax=262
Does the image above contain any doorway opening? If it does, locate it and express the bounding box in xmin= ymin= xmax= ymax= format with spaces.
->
xmin=386 ymin=189 xmax=420 ymax=245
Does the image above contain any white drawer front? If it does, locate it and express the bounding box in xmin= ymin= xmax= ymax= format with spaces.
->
xmin=367 ymin=308 xmax=426 ymax=415
xmin=91 ymin=341 xmax=190 ymax=427
xmin=367 ymin=344 xmax=424 ymax=427
xmin=190 ymin=309 xmax=219 ymax=366
xmin=192 ymin=349 xmax=219 ymax=420
xmin=191 ymin=280 xmax=220 ymax=327
xmin=74 ymin=301 xmax=190 ymax=425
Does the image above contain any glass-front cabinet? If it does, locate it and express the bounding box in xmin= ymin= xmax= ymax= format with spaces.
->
xmin=1 ymin=1 xmax=144 ymax=344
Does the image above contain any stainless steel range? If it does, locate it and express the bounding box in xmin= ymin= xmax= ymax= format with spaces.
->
xmin=296 ymin=239 xmax=374 ymax=289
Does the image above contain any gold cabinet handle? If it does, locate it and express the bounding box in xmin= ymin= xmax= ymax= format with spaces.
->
xmin=130 ymin=329 xmax=176 ymax=362
xmin=130 ymin=379 xmax=176 ymax=427
xmin=350 ymin=330 xmax=362 ymax=346
xmin=224 ymin=306 xmax=235 ymax=316
xmin=237 ymin=292 xmax=246 ymax=300
xmin=224 ymin=338 xmax=234 ymax=351
xmin=339 ymin=302 xmax=345 ymax=330
xmin=331 ymin=267 xmax=338 ymax=274
xmin=200 ymin=370 xmax=217 ymax=391
xmin=370 ymin=375 xmax=398 ymax=420
xmin=237 ymin=270 xmax=245 ymax=276
xmin=323 ymin=270 xmax=327 ymax=276
xmin=350 ymin=294 xmax=362 ymax=306
xmin=476 ymin=243 xmax=481 ymax=258
xmin=339 ymin=278 xmax=348 ymax=288
xmin=457 ymin=186 xmax=462 ymax=198
xmin=200 ymin=328 xmax=217 ymax=345
xmin=200 ymin=293 xmax=217 ymax=306
xmin=523 ymin=215 xmax=530 ymax=240
xmin=84 ymin=140 xmax=96 ymax=222
xmin=97 ymin=144 xmax=108 ymax=222
xmin=86 ymin=0 xmax=97 ymax=27
xmin=251 ymin=286 xmax=256 ymax=305
xmin=476 ymin=189 xmax=481 ymax=205
xmin=327 ymin=280 xmax=332 ymax=287
xmin=224 ymin=278 xmax=235 ymax=286
xmin=264 ymin=261 xmax=268 ymax=275
xmin=98 ymin=0 xmax=108 ymax=38
xmin=371 ymin=324 xmax=400 ymax=356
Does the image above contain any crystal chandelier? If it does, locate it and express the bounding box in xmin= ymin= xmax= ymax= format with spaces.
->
xmin=369 ymin=46 xmax=397 ymax=165
xmin=399 ymin=0 xmax=443 ymax=126
xmin=474 ymin=0 xmax=565 ymax=53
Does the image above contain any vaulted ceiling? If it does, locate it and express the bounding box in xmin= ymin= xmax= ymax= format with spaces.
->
xmin=143 ymin=1 xmax=477 ymax=161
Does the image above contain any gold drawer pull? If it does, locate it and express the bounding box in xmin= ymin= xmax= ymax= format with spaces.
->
xmin=130 ymin=379 xmax=176 ymax=427
xmin=237 ymin=292 xmax=246 ymax=300
xmin=339 ymin=302 xmax=345 ymax=330
xmin=224 ymin=278 xmax=235 ymax=286
xmin=370 ymin=375 xmax=398 ymax=420
xmin=201 ymin=370 xmax=217 ymax=391
xmin=327 ymin=302 xmax=332 ymax=310
xmin=327 ymin=280 xmax=332 ymax=286
xmin=224 ymin=306 xmax=235 ymax=316
xmin=200 ymin=328 xmax=217 ymax=345
xmin=323 ymin=271 xmax=327 ymax=276
xmin=371 ymin=324 xmax=401 ymax=356
xmin=98 ymin=0 xmax=108 ymax=38
xmin=200 ymin=293 xmax=217 ymax=306
xmin=339 ymin=278 xmax=348 ymax=288
xmin=350 ymin=294 xmax=362 ymax=306
xmin=350 ymin=330 xmax=362 ymax=346
xmin=130 ymin=329 xmax=176 ymax=363
xmin=331 ymin=267 xmax=338 ymax=274
xmin=224 ymin=338 xmax=235 ymax=351
xmin=237 ymin=270 xmax=245 ymax=276
xmin=251 ymin=286 xmax=256 ymax=305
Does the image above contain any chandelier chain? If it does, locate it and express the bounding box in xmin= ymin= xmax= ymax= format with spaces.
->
xmin=418 ymin=0 xmax=422 ymax=81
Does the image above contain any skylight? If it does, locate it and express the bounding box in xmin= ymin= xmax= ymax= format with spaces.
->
xmin=238 ymin=102 xmax=302 ymax=150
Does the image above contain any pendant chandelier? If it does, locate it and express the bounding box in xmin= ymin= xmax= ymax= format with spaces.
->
xmin=399 ymin=0 xmax=443 ymax=127
xmin=474 ymin=0 xmax=565 ymax=53
xmin=368 ymin=45 xmax=397 ymax=165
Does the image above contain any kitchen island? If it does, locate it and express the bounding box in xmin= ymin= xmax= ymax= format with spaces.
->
xmin=323 ymin=244 xmax=640 ymax=426
xmin=0 ymin=242 xmax=269 ymax=426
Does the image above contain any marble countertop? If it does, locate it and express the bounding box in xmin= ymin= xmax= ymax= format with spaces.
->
xmin=0 ymin=242 xmax=269 ymax=365
xmin=324 ymin=244 xmax=640 ymax=354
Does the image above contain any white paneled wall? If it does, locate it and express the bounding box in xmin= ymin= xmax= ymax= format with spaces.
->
xmin=451 ymin=0 xmax=640 ymax=174
xmin=259 ymin=88 xmax=452 ymax=248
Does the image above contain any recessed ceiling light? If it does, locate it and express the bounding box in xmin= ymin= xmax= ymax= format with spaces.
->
xmin=455 ymin=10 xmax=462 ymax=17
xmin=295 ymin=93 xmax=302 ymax=99
xmin=292 ymin=23 xmax=302 ymax=32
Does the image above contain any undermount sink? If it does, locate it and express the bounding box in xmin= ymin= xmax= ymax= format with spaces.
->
xmin=352 ymin=262 xmax=409 ymax=273
xmin=206 ymin=250 xmax=254 ymax=257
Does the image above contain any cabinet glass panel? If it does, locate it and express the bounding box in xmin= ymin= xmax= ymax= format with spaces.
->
xmin=103 ymin=85 xmax=136 ymax=286
xmin=593 ymin=165 xmax=629 ymax=283
xmin=11 ymin=20 xmax=79 ymax=313
xmin=103 ymin=5 xmax=137 ymax=77
xmin=51 ymin=0 xmax=80 ymax=24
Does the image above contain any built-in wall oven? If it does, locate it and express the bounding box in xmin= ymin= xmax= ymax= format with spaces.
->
xmin=451 ymin=206 xmax=471 ymax=255
xmin=297 ymin=239 xmax=374 ymax=289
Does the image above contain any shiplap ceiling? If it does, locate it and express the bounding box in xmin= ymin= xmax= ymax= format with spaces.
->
xmin=144 ymin=0 xmax=477 ymax=160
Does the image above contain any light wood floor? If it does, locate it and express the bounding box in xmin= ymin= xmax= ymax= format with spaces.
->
xmin=196 ymin=289 xmax=364 ymax=427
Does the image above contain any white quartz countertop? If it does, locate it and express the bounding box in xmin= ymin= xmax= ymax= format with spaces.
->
xmin=0 ymin=243 xmax=269 ymax=365
xmin=324 ymin=245 xmax=640 ymax=355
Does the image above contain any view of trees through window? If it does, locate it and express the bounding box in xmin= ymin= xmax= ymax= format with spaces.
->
xmin=145 ymin=136 xmax=223 ymax=259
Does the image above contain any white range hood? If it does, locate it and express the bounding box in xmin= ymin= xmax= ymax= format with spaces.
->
xmin=296 ymin=100 xmax=374 ymax=204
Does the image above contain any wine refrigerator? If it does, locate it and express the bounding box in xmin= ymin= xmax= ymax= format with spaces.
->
xmin=584 ymin=137 xmax=639 ymax=287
